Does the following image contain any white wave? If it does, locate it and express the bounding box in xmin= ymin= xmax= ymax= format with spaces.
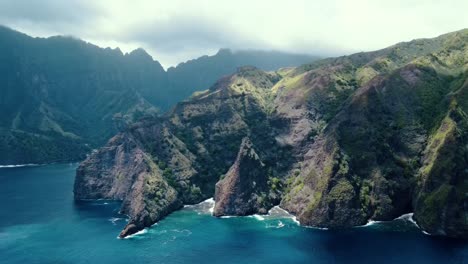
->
xmin=270 ymin=207 xmax=325 ymax=230
xmin=291 ymin=217 xmax=300 ymax=225
xmin=207 ymin=198 xmax=215 ymax=214
xmin=0 ymin=164 xmax=39 ymax=168
xmin=394 ymin=213 xmax=420 ymax=227
xmin=121 ymin=228 xmax=148 ymax=239
xmin=277 ymin=221 xmax=285 ymax=228
xmin=91 ymin=201 xmax=115 ymax=206
xmin=267 ymin=206 xmax=291 ymax=217
xmin=362 ymin=219 xmax=383 ymax=227
xmin=422 ymin=230 xmax=432 ymax=236
xmin=267 ymin=206 xmax=300 ymax=225
xmin=265 ymin=220 xmax=286 ymax=229
xmin=108 ymin=217 xmax=125 ymax=225
xmin=409 ymin=216 xmax=419 ymax=227
xmin=395 ymin=213 xmax=434 ymax=235
xmin=186 ymin=201 xmax=302 ymax=226
xmin=394 ymin=213 xmax=413 ymax=221
xmin=220 ymin=215 xmax=237 ymax=218
xmin=304 ymin=225 xmax=329 ymax=230
xmin=253 ymin=214 xmax=265 ymax=221
xmin=184 ymin=198 xmax=215 ymax=215
xmin=355 ymin=213 xmax=418 ymax=229
xmin=217 ymin=206 xmax=298 ymax=223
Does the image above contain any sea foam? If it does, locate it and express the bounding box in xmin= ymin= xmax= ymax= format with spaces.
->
xmin=267 ymin=206 xmax=300 ymax=225
xmin=183 ymin=198 xmax=215 ymax=215
xmin=362 ymin=219 xmax=383 ymax=227
xmin=121 ymin=228 xmax=148 ymax=239
xmin=0 ymin=164 xmax=39 ymax=168
xmin=252 ymin=215 xmax=265 ymax=221
xmin=394 ymin=213 xmax=419 ymax=227
xmin=108 ymin=217 xmax=125 ymax=225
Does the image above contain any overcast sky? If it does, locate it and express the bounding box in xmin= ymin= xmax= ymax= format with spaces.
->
xmin=0 ymin=0 xmax=466 ymax=68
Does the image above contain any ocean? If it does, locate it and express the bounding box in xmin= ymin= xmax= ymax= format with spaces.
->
xmin=0 ymin=164 xmax=466 ymax=264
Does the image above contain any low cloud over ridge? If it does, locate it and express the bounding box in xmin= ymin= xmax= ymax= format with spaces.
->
xmin=0 ymin=0 xmax=466 ymax=67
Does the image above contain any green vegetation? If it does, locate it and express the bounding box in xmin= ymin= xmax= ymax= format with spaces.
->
xmin=268 ymin=176 xmax=282 ymax=191
xmin=416 ymin=184 xmax=453 ymax=228
xmin=77 ymin=27 xmax=468 ymax=238
xmin=326 ymin=179 xmax=355 ymax=203
xmin=0 ymin=26 xmax=318 ymax=165
xmin=359 ymin=180 xmax=372 ymax=212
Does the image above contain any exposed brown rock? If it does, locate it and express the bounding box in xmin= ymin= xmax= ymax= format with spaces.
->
xmin=74 ymin=129 xmax=182 ymax=238
xmin=213 ymin=137 xmax=278 ymax=216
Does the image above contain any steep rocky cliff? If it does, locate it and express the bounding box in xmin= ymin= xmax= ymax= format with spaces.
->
xmin=213 ymin=137 xmax=280 ymax=216
xmin=75 ymin=29 xmax=468 ymax=239
xmin=76 ymin=66 xmax=291 ymax=237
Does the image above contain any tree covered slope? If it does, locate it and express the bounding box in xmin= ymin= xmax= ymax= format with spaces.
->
xmin=75 ymin=29 xmax=468 ymax=238
xmin=0 ymin=26 xmax=318 ymax=164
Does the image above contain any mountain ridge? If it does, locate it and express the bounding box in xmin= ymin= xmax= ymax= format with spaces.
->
xmin=74 ymin=28 xmax=468 ymax=239
xmin=0 ymin=25 xmax=319 ymax=165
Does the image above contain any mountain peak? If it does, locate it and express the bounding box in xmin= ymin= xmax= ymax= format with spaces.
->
xmin=216 ymin=48 xmax=232 ymax=56
xmin=127 ymin=48 xmax=153 ymax=61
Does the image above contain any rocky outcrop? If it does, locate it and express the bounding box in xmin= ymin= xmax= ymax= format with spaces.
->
xmin=118 ymin=163 xmax=181 ymax=238
xmin=213 ymin=137 xmax=279 ymax=216
xmin=75 ymin=29 xmax=468 ymax=239
xmin=74 ymin=130 xmax=182 ymax=238
xmin=74 ymin=133 xmax=145 ymax=201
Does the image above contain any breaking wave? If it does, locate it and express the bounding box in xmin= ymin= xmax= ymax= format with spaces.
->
xmin=267 ymin=206 xmax=300 ymax=225
xmin=183 ymin=198 xmax=215 ymax=215
xmin=394 ymin=213 xmax=419 ymax=227
xmin=362 ymin=219 xmax=383 ymax=227
xmin=120 ymin=228 xmax=148 ymax=239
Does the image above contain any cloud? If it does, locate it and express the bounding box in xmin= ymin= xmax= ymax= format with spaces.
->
xmin=0 ymin=0 xmax=98 ymax=34
xmin=0 ymin=0 xmax=466 ymax=68
xmin=127 ymin=18 xmax=258 ymax=53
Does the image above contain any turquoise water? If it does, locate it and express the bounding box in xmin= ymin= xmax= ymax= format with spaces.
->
xmin=0 ymin=164 xmax=466 ymax=264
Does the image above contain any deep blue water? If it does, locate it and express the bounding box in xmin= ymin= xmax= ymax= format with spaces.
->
xmin=0 ymin=164 xmax=466 ymax=264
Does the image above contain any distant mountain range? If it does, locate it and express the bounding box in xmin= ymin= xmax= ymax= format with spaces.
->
xmin=0 ymin=26 xmax=318 ymax=164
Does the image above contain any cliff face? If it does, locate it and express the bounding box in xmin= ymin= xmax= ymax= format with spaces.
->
xmin=75 ymin=29 xmax=468 ymax=238
xmin=75 ymin=67 xmax=290 ymax=237
xmin=414 ymin=93 xmax=468 ymax=238
xmin=74 ymin=131 xmax=182 ymax=238
xmin=213 ymin=137 xmax=280 ymax=216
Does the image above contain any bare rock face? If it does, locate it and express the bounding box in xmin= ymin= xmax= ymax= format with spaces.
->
xmin=213 ymin=138 xmax=278 ymax=216
xmin=74 ymin=133 xmax=144 ymax=201
xmin=74 ymin=131 xmax=182 ymax=238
